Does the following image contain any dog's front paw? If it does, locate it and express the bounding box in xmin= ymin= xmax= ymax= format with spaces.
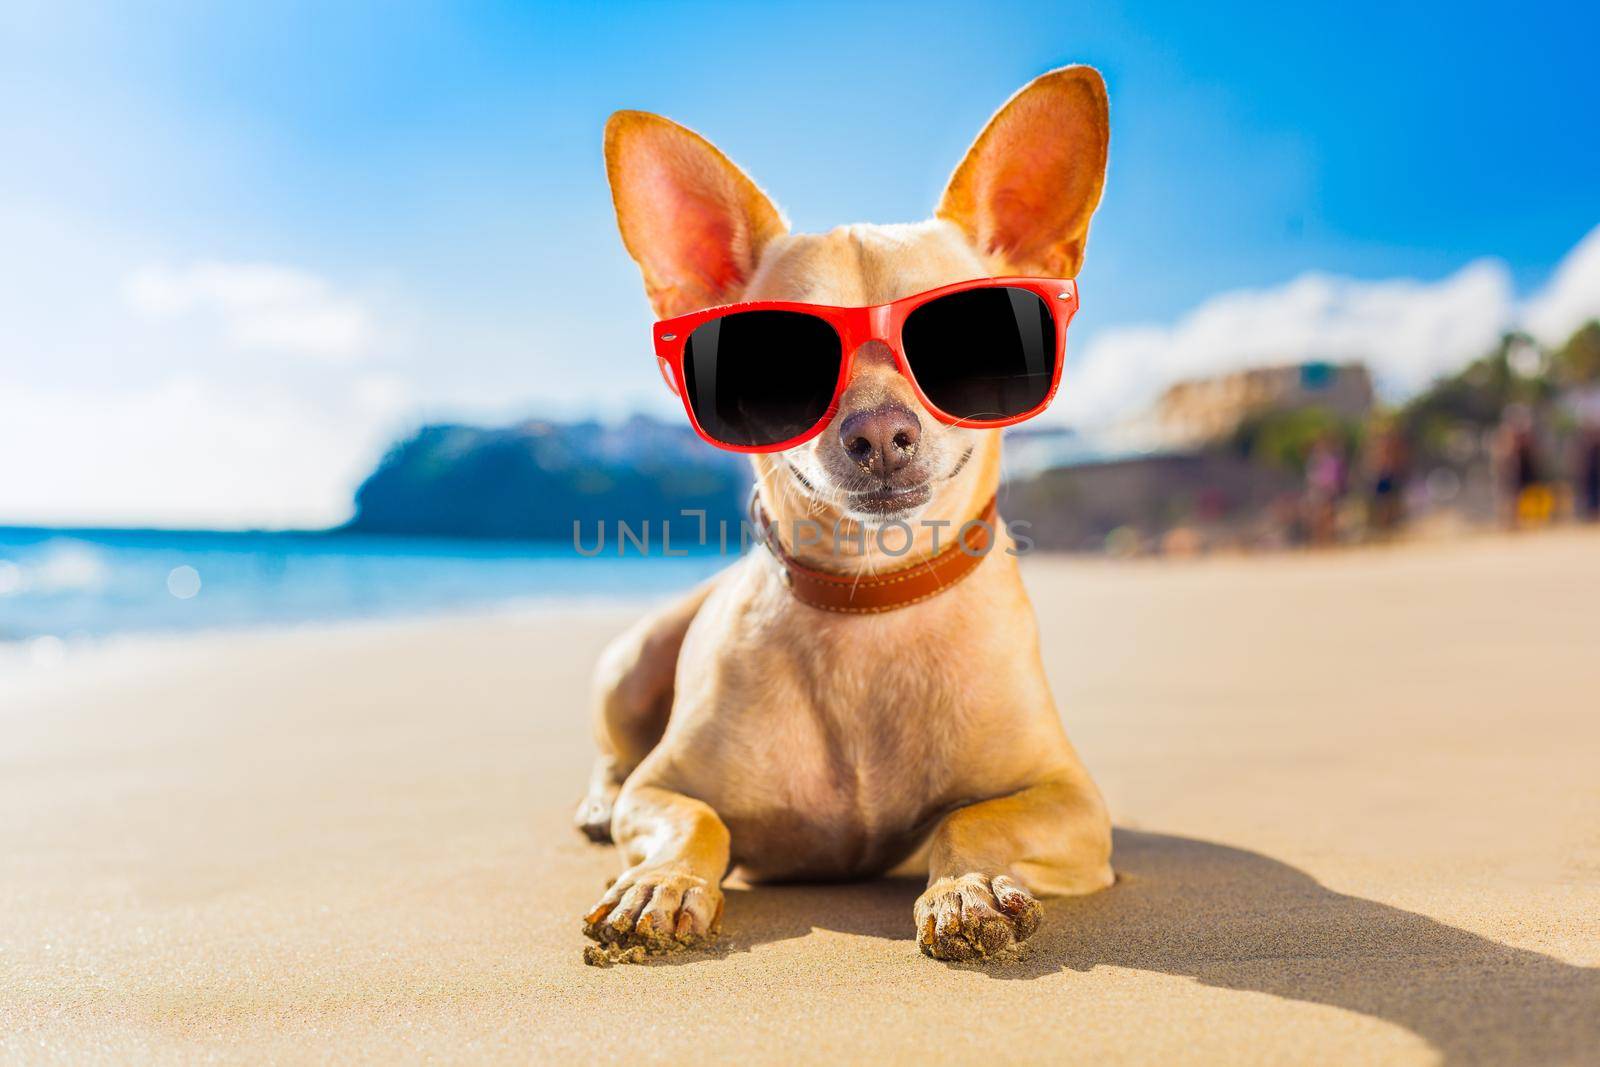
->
xmin=583 ymin=866 xmax=723 ymax=953
xmin=915 ymin=873 xmax=1042 ymax=961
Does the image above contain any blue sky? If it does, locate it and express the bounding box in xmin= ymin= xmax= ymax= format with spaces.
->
xmin=2 ymin=1 xmax=1597 ymax=526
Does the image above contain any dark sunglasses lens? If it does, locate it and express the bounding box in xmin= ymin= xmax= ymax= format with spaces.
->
xmin=902 ymin=287 xmax=1057 ymax=422
xmin=682 ymin=310 xmax=842 ymax=448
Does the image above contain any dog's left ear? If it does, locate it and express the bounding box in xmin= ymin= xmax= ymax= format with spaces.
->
xmin=937 ymin=66 xmax=1109 ymax=278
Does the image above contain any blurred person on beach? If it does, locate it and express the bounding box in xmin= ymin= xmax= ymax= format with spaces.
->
xmin=1365 ymin=421 xmax=1410 ymax=538
xmin=1304 ymin=431 xmax=1348 ymax=547
xmin=1578 ymin=431 xmax=1600 ymax=521
xmin=1494 ymin=405 xmax=1548 ymax=529
xmin=1570 ymin=389 xmax=1600 ymax=522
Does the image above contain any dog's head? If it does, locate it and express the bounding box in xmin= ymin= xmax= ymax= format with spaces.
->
xmin=605 ymin=67 xmax=1108 ymax=524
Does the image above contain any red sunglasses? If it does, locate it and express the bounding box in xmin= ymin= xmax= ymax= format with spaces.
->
xmin=651 ymin=277 xmax=1077 ymax=453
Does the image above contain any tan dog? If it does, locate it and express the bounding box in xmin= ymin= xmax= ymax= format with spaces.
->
xmin=577 ymin=66 xmax=1113 ymax=961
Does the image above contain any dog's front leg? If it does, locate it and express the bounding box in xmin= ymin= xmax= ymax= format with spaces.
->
xmin=582 ymin=783 xmax=730 ymax=952
xmin=916 ymin=775 xmax=1113 ymax=961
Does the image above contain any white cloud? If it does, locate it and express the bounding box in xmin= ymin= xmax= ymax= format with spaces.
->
xmin=123 ymin=261 xmax=376 ymax=361
xmin=1060 ymin=223 xmax=1600 ymax=430
xmin=1522 ymin=225 xmax=1600 ymax=347
xmin=0 ymin=376 xmax=411 ymax=528
xmin=1060 ymin=261 xmax=1512 ymax=428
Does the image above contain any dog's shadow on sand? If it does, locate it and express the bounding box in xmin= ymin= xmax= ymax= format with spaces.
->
xmin=708 ymin=829 xmax=1599 ymax=1065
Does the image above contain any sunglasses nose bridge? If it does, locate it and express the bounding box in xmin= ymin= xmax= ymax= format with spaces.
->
xmin=866 ymin=303 xmax=895 ymax=344
xmin=836 ymin=306 xmax=901 ymax=374
xmin=841 ymin=305 xmax=902 ymax=374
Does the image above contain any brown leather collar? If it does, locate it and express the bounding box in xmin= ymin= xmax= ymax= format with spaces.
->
xmin=753 ymin=494 xmax=1000 ymax=614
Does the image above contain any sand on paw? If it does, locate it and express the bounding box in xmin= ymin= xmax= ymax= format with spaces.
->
xmin=582 ymin=944 xmax=648 ymax=967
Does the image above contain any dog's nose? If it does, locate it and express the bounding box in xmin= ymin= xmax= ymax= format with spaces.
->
xmin=838 ymin=403 xmax=921 ymax=477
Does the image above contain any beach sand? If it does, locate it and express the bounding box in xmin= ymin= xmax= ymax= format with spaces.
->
xmin=3 ymin=531 xmax=1598 ymax=1065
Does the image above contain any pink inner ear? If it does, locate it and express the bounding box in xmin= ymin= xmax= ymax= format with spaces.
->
xmin=628 ymin=155 xmax=749 ymax=311
xmin=978 ymin=118 xmax=1084 ymax=264
xmin=985 ymin=185 xmax=1051 ymax=262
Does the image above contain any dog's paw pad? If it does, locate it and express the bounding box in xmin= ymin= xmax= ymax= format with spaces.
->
xmin=914 ymin=873 xmax=1042 ymax=962
xmin=582 ymin=867 xmax=723 ymax=953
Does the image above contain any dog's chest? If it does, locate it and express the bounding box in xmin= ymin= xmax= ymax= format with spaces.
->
xmin=687 ymin=604 xmax=990 ymax=879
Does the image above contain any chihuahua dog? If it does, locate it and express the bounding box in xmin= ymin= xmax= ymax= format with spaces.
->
xmin=577 ymin=66 xmax=1113 ymax=961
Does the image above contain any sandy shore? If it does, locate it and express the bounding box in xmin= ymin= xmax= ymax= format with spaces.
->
xmin=3 ymin=532 xmax=1598 ymax=1065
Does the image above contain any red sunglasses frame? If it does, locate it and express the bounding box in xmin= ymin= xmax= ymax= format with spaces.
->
xmin=651 ymin=277 xmax=1078 ymax=454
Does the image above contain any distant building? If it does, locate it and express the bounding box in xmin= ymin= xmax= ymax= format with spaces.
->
xmin=1148 ymin=361 xmax=1375 ymax=449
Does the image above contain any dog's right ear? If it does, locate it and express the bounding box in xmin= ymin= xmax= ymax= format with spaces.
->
xmin=604 ymin=112 xmax=788 ymax=320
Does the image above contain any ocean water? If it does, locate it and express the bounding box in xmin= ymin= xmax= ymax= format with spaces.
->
xmin=0 ymin=528 xmax=730 ymax=643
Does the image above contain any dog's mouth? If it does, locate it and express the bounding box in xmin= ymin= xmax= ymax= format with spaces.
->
xmin=848 ymin=483 xmax=932 ymax=515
